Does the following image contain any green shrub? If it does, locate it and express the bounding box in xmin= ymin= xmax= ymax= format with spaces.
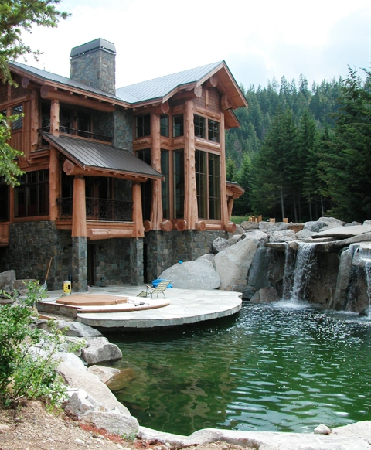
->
xmin=0 ymin=281 xmax=66 ymax=409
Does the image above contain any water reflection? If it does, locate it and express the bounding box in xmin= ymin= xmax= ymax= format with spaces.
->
xmin=107 ymin=304 xmax=371 ymax=435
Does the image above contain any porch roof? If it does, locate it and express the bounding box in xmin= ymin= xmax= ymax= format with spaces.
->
xmin=42 ymin=132 xmax=163 ymax=180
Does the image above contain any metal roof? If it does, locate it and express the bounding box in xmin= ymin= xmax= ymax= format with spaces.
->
xmin=116 ymin=61 xmax=224 ymax=103
xmin=42 ymin=133 xmax=163 ymax=179
xmin=10 ymin=61 xmax=121 ymax=101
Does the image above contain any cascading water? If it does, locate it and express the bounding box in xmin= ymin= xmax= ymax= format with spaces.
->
xmin=281 ymin=243 xmax=296 ymax=301
xmin=359 ymin=245 xmax=371 ymax=316
xmin=289 ymin=243 xmax=317 ymax=303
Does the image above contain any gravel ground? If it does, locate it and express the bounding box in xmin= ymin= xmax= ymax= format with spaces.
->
xmin=0 ymin=401 xmax=251 ymax=450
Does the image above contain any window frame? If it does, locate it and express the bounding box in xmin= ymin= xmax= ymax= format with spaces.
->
xmin=208 ymin=119 xmax=220 ymax=142
xmin=194 ymin=114 xmax=206 ymax=139
xmin=15 ymin=170 xmax=49 ymax=217
xmin=136 ymin=114 xmax=151 ymax=138
xmin=172 ymin=114 xmax=184 ymax=138
xmin=195 ymin=149 xmax=221 ymax=220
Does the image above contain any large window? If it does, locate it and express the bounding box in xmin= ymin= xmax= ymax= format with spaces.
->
xmin=136 ymin=114 xmax=151 ymax=138
xmin=15 ymin=170 xmax=49 ymax=217
xmin=208 ymin=119 xmax=220 ymax=142
xmin=195 ymin=150 xmax=221 ymax=220
xmin=172 ymin=114 xmax=183 ymax=137
xmin=161 ymin=150 xmax=170 ymax=219
xmin=160 ymin=115 xmax=169 ymax=137
xmin=136 ymin=149 xmax=152 ymax=221
xmin=173 ymin=149 xmax=184 ymax=219
xmin=194 ymin=114 xmax=206 ymax=139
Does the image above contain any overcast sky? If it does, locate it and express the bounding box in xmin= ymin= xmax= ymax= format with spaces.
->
xmin=19 ymin=0 xmax=370 ymax=90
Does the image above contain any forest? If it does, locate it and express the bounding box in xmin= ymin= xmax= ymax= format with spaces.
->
xmin=226 ymin=68 xmax=371 ymax=223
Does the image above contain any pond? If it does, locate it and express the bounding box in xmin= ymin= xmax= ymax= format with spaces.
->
xmin=106 ymin=302 xmax=371 ymax=436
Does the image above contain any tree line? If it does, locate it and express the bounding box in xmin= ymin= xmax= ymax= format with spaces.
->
xmin=226 ymin=70 xmax=371 ymax=223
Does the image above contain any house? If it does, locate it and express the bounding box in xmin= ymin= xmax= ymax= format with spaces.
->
xmin=0 ymin=38 xmax=246 ymax=291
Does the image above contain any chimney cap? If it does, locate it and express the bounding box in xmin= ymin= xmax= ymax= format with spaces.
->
xmin=70 ymin=38 xmax=116 ymax=58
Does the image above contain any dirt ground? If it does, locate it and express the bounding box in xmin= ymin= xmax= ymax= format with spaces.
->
xmin=0 ymin=401 xmax=251 ymax=450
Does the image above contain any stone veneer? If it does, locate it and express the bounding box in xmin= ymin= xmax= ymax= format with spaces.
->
xmin=114 ymin=109 xmax=133 ymax=151
xmin=70 ymin=47 xmax=116 ymax=95
xmin=0 ymin=222 xmax=226 ymax=290
xmin=144 ymin=230 xmax=229 ymax=283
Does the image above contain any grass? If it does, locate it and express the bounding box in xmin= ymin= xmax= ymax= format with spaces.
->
xmin=231 ymin=215 xmax=251 ymax=224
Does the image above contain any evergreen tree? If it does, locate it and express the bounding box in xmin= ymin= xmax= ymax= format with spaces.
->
xmin=233 ymin=153 xmax=251 ymax=215
xmin=324 ymin=68 xmax=371 ymax=222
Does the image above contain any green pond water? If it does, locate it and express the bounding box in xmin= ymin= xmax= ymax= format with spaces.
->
xmin=106 ymin=303 xmax=371 ymax=436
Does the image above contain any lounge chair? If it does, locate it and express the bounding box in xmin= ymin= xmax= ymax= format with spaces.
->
xmin=147 ymin=280 xmax=171 ymax=298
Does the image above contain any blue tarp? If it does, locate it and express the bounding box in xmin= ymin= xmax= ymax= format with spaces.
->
xmin=151 ymin=278 xmax=172 ymax=288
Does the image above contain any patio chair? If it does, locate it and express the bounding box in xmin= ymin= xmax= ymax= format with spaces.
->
xmin=146 ymin=280 xmax=171 ymax=298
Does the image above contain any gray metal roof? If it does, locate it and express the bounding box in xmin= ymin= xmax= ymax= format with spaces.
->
xmin=116 ymin=61 xmax=224 ymax=103
xmin=10 ymin=61 xmax=121 ymax=101
xmin=42 ymin=133 xmax=163 ymax=179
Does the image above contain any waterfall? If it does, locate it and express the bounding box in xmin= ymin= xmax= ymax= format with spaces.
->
xmin=290 ymin=243 xmax=316 ymax=303
xmin=359 ymin=246 xmax=371 ymax=316
xmin=282 ymin=244 xmax=296 ymax=301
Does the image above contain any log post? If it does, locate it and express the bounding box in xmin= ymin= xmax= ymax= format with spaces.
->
xmin=150 ymin=113 xmax=162 ymax=230
xmin=49 ymin=146 xmax=58 ymax=221
xmin=50 ymin=99 xmax=60 ymax=137
xmin=184 ymin=100 xmax=198 ymax=229
xmin=30 ymin=89 xmax=40 ymax=151
xmin=219 ymin=111 xmax=228 ymax=229
xmin=132 ymin=182 xmax=145 ymax=237
xmin=72 ymin=176 xmax=87 ymax=237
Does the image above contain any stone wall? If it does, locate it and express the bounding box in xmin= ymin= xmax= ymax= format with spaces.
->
xmin=114 ymin=109 xmax=133 ymax=151
xmin=0 ymin=222 xmax=72 ymax=291
xmin=70 ymin=48 xmax=116 ymax=95
xmin=145 ymin=230 xmax=228 ymax=282
xmin=92 ymin=111 xmax=114 ymax=140
xmin=93 ymin=238 xmax=143 ymax=286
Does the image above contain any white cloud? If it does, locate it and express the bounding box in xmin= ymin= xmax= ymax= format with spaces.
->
xmin=19 ymin=0 xmax=371 ymax=89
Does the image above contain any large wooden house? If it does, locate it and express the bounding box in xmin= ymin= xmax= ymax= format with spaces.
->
xmin=0 ymin=38 xmax=246 ymax=290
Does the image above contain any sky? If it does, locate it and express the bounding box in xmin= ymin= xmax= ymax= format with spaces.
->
xmin=19 ymin=0 xmax=371 ymax=91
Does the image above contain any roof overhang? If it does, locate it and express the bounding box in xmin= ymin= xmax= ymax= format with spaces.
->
xmin=42 ymin=132 xmax=163 ymax=181
xmin=226 ymin=181 xmax=244 ymax=199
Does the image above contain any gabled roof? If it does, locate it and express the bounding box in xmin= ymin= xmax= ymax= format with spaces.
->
xmin=116 ymin=61 xmax=247 ymax=109
xmin=42 ymin=133 xmax=163 ymax=180
xmin=116 ymin=62 xmax=223 ymax=103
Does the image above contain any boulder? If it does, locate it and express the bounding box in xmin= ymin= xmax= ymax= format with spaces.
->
xmin=313 ymin=224 xmax=371 ymax=239
xmin=240 ymin=221 xmax=259 ymax=231
xmin=250 ymin=287 xmax=278 ymax=303
xmin=159 ymin=260 xmax=220 ymax=290
xmin=318 ymin=216 xmax=345 ymax=228
xmin=269 ymin=230 xmax=296 ymax=243
xmin=88 ymin=365 xmax=135 ymax=391
xmin=81 ymin=336 xmax=122 ymax=365
xmin=58 ymin=362 xmax=131 ymax=416
xmin=195 ymin=254 xmax=216 ymax=269
xmin=212 ymin=237 xmax=229 ymax=253
xmin=0 ymin=270 xmax=15 ymax=294
xmin=296 ymin=228 xmax=315 ymax=239
xmin=243 ymin=229 xmax=269 ymax=245
xmin=215 ymin=237 xmax=258 ymax=290
xmin=314 ymin=424 xmax=331 ymax=435
xmin=303 ymin=221 xmax=328 ymax=233
xmin=55 ymin=320 xmax=102 ymax=337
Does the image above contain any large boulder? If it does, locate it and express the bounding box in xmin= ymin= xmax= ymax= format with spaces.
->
xmin=159 ymin=259 xmax=220 ymax=289
xmin=303 ymin=221 xmax=328 ymax=233
xmin=55 ymin=321 xmax=102 ymax=337
xmin=269 ymin=230 xmax=296 ymax=243
xmin=215 ymin=237 xmax=259 ymax=290
xmin=81 ymin=336 xmax=122 ymax=365
xmin=240 ymin=221 xmax=259 ymax=231
xmin=250 ymin=287 xmax=279 ymax=303
xmin=0 ymin=270 xmax=16 ymax=294
xmin=318 ymin=216 xmax=345 ymax=228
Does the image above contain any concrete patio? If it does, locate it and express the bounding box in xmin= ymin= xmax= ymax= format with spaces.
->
xmin=37 ymin=285 xmax=242 ymax=331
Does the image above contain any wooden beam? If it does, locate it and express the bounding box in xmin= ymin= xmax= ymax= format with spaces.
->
xmin=219 ymin=111 xmax=228 ymax=229
xmin=50 ymin=99 xmax=60 ymax=137
xmin=30 ymin=89 xmax=40 ymax=151
xmin=49 ymin=146 xmax=58 ymax=221
xmin=184 ymin=100 xmax=198 ymax=230
xmin=150 ymin=113 xmax=162 ymax=230
xmin=132 ymin=182 xmax=145 ymax=237
xmin=40 ymin=85 xmax=115 ymax=112
xmin=72 ymin=176 xmax=87 ymax=237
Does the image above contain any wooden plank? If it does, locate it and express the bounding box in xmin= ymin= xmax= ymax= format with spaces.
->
xmin=30 ymin=90 xmax=40 ymax=151
xmin=132 ymin=182 xmax=144 ymax=237
xmin=49 ymin=146 xmax=58 ymax=221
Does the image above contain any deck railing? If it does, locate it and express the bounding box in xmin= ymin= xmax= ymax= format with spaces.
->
xmin=57 ymin=197 xmax=133 ymax=222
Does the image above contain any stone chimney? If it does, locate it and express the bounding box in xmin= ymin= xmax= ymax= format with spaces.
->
xmin=70 ymin=38 xmax=116 ymax=95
